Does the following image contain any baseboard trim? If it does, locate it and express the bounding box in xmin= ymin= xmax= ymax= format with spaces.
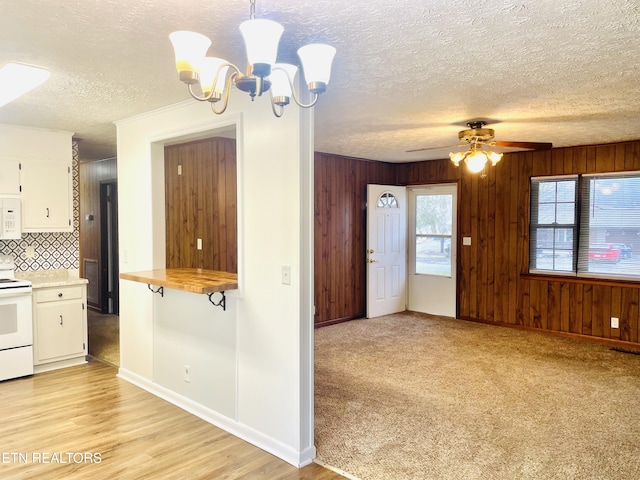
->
xmin=34 ymin=356 xmax=87 ymax=374
xmin=458 ymin=315 xmax=640 ymax=350
xmin=315 ymin=314 xmax=363 ymax=328
xmin=116 ymin=367 xmax=314 ymax=468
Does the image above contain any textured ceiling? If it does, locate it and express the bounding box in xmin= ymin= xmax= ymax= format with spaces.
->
xmin=1 ymin=0 xmax=640 ymax=162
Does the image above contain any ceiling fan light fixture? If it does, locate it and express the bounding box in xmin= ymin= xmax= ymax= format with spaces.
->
xmin=465 ymin=150 xmax=488 ymax=173
xmin=169 ymin=0 xmax=336 ymax=117
xmin=450 ymin=145 xmax=503 ymax=173
xmin=488 ymin=150 xmax=503 ymax=166
xmin=449 ymin=151 xmax=465 ymax=167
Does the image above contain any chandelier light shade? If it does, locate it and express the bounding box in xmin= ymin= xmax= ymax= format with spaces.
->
xmin=239 ymin=19 xmax=283 ymax=77
xmin=270 ymin=63 xmax=298 ymax=106
xmin=297 ymin=44 xmax=336 ymax=92
xmin=200 ymin=58 xmax=229 ymax=97
xmin=169 ymin=0 xmax=336 ymax=117
xmin=168 ymin=31 xmax=212 ymax=83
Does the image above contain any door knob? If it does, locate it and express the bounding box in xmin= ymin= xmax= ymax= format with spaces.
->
xmin=367 ymin=259 xmax=378 ymax=263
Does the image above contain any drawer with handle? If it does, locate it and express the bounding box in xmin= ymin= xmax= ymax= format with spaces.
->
xmin=36 ymin=286 xmax=83 ymax=303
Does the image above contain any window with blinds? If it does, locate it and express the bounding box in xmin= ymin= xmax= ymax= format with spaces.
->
xmin=577 ymin=173 xmax=640 ymax=279
xmin=529 ymin=172 xmax=640 ymax=280
xmin=529 ymin=176 xmax=578 ymax=273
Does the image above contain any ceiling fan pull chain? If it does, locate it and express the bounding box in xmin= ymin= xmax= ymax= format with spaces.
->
xmin=249 ymin=0 xmax=256 ymax=20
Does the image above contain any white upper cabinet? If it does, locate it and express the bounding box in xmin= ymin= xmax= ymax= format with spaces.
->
xmin=0 ymin=158 xmax=21 ymax=195
xmin=20 ymin=160 xmax=73 ymax=232
xmin=0 ymin=124 xmax=74 ymax=233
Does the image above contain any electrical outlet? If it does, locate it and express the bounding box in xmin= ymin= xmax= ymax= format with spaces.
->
xmin=25 ymin=246 xmax=35 ymax=258
xmin=184 ymin=365 xmax=190 ymax=383
xmin=197 ymin=238 xmax=202 ymax=250
xmin=611 ymin=317 xmax=619 ymax=329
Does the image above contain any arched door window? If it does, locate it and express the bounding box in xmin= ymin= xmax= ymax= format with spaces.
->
xmin=377 ymin=192 xmax=399 ymax=209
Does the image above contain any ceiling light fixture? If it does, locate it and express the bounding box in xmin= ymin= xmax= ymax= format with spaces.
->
xmin=169 ymin=0 xmax=336 ymax=118
xmin=449 ymin=121 xmax=503 ymax=173
xmin=0 ymin=63 xmax=50 ymax=108
xmin=449 ymin=144 xmax=503 ymax=173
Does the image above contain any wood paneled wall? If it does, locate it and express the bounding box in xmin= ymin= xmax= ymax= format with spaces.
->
xmin=79 ymin=157 xmax=117 ymax=310
xmin=164 ymin=137 xmax=237 ymax=272
xmin=400 ymin=142 xmax=640 ymax=344
xmin=315 ymin=141 xmax=640 ymax=345
xmin=314 ymin=153 xmax=399 ymax=325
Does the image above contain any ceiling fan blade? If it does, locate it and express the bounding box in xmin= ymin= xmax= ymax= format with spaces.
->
xmin=406 ymin=144 xmax=463 ymax=153
xmin=494 ymin=140 xmax=552 ymax=150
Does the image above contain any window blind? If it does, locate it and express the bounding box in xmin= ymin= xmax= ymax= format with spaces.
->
xmin=577 ymin=172 xmax=640 ymax=279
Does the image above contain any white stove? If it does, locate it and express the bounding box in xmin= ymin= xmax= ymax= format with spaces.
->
xmin=0 ymin=255 xmax=32 ymax=290
xmin=0 ymin=254 xmax=33 ymax=381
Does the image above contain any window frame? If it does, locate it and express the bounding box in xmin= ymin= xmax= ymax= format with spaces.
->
xmin=529 ymin=175 xmax=579 ymax=276
xmin=409 ymin=188 xmax=455 ymax=278
xmin=529 ymin=171 xmax=640 ymax=282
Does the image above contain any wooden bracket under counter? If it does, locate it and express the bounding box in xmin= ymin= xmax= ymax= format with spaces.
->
xmin=119 ymin=268 xmax=238 ymax=311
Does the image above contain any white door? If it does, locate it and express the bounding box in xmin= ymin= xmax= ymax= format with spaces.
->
xmin=408 ymin=183 xmax=458 ymax=317
xmin=366 ymin=185 xmax=407 ymax=318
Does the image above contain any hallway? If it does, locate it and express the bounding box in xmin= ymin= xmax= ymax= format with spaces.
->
xmin=87 ymin=310 xmax=119 ymax=366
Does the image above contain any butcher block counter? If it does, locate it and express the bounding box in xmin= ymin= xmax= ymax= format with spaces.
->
xmin=120 ymin=268 xmax=238 ymax=294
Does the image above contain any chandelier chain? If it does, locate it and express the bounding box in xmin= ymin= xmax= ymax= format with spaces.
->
xmin=249 ymin=0 xmax=256 ymax=20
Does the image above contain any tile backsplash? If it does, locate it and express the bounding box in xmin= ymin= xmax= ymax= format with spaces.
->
xmin=0 ymin=141 xmax=79 ymax=271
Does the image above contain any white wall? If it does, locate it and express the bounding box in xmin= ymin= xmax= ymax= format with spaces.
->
xmin=114 ymin=93 xmax=315 ymax=466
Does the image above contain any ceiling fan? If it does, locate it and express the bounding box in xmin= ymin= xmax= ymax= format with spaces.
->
xmin=406 ymin=120 xmax=553 ymax=153
xmin=407 ymin=120 xmax=552 ymax=173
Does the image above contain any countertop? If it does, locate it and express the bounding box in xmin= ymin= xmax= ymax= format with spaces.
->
xmin=120 ymin=268 xmax=238 ymax=294
xmin=16 ymin=269 xmax=89 ymax=289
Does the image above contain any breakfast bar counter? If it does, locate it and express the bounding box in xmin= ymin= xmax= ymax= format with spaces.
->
xmin=120 ymin=268 xmax=238 ymax=294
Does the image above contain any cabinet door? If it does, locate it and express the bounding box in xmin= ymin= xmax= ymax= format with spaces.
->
xmin=0 ymin=158 xmax=21 ymax=195
xmin=21 ymin=160 xmax=72 ymax=232
xmin=35 ymin=301 xmax=85 ymax=362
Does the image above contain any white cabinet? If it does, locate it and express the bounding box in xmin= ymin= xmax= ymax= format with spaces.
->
xmin=33 ymin=284 xmax=87 ymax=373
xmin=20 ymin=160 xmax=73 ymax=232
xmin=0 ymin=158 xmax=21 ymax=195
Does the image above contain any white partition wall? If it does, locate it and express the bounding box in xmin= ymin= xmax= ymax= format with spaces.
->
xmin=114 ymin=93 xmax=315 ymax=466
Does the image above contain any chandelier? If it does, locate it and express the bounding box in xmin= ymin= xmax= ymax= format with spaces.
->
xmin=169 ymin=0 xmax=336 ymax=117
xmin=449 ymin=144 xmax=503 ymax=173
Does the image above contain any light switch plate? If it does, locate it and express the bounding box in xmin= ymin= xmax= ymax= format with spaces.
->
xmin=282 ymin=265 xmax=291 ymax=285
xmin=463 ymin=236 xmax=472 ymax=246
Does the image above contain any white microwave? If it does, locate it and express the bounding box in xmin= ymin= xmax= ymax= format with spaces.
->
xmin=0 ymin=198 xmax=21 ymax=240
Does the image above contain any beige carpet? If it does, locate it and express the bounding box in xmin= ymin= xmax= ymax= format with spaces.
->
xmin=314 ymin=312 xmax=640 ymax=480
xmin=87 ymin=310 xmax=119 ymax=367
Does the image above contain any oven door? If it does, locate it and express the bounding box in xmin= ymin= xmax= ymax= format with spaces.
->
xmin=0 ymin=289 xmax=33 ymax=350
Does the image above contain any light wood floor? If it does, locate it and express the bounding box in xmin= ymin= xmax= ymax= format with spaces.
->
xmin=0 ymin=360 xmax=344 ymax=480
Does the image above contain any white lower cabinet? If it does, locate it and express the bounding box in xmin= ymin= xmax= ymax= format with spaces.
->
xmin=33 ymin=284 xmax=87 ymax=373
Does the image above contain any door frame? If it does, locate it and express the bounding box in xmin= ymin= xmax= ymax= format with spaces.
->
xmin=366 ymin=184 xmax=408 ymax=318
xmin=407 ymin=182 xmax=459 ymax=318
xmin=100 ymin=181 xmax=119 ymax=314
